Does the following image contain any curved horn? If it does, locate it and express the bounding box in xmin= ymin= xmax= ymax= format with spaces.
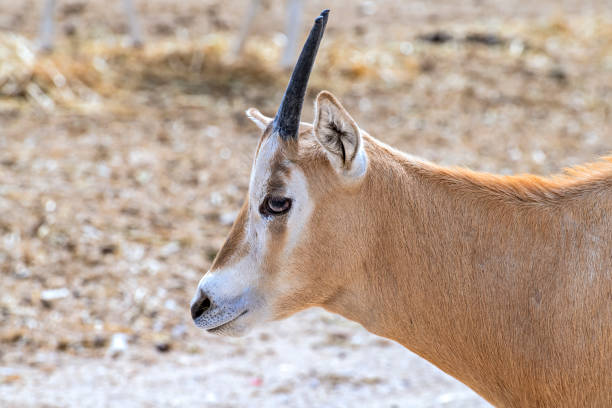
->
xmin=273 ymin=9 xmax=329 ymax=140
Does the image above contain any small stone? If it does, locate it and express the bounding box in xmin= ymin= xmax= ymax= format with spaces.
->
xmin=164 ymin=299 xmax=177 ymax=310
xmin=220 ymin=148 xmax=231 ymax=160
xmin=210 ymin=192 xmax=223 ymax=206
xmin=358 ymin=1 xmax=377 ymax=16
xmin=509 ymin=38 xmax=525 ymax=56
xmin=155 ymin=343 xmax=172 ymax=353
xmin=14 ymin=264 xmax=31 ymax=279
xmin=549 ymin=67 xmax=568 ymax=83
xmin=531 ymin=149 xmax=546 ymax=164
xmin=308 ymin=378 xmax=320 ymax=388
xmin=464 ymin=32 xmax=505 ymax=46
xmin=160 ymin=241 xmax=180 ymax=257
xmin=399 ymin=42 xmax=414 ymax=55
xmin=44 ymin=200 xmax=56 ymax=212
xmin=93 ymin=335 xmax=107 ymax=348
xmin=125 ymin=243 xmax=145 ymax=262
xmin=418 ymin=31 xmax=453 ymax=44
xmin=171 ymin=324 xmax=186 ymax=339
xmin=155 ymin=341 xmax=172 ymax=353
xmin=41 ymin=288 xmax=70 ymax=301
xmin=219 ymin=211 xmax=237 ymax=226
xmin=100 ymin=244 xmax=117 ymax=255
xmin=204 ymin=126 xmax=219 ymax=139
xmin=107 ymin=333 xmax=128 ymax=357
xmin=56 ymin=339 xmax=70 ymax=351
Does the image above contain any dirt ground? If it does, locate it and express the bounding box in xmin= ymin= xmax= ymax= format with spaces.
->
xmin=1 ymin=0 xmax=611 ymax=407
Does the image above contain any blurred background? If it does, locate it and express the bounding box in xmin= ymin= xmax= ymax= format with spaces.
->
xmin=0 ymin=0 xmax=611 ymax=407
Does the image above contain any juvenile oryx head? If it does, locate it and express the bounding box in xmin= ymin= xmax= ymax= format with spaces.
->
xmin=191 ymin=9 xmax=368 ymax=336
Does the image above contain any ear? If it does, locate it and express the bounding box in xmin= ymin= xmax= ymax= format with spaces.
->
xmin=246 ymin=108 xmax=273 ymax=130
xmin=246 ymin=108 xmax=314 ymax=134
xmin=313 ymin=91 xmax=367 ymax=179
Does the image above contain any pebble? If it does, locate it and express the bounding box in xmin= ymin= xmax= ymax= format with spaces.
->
xmin=171 ymin=324 xmax=187 ymax=339
xmin=464 ymin=33 xmax=505 ymax=46
xmin=418 ymin=31 xmax=453 ymax=44
xmin=358 ymin=1 xmax=377 ymax=16
xmin=107 ymin=333 xmax=128 ymax=357
xmin=160 ymin=241 xmax=180 ymax=257
xmin=219 ymin=211 xmax=237 ymax=226
xmin=41 ymin=288 xmax=70 ymax=301
xmin=155 ymin=342 xmax=172 ymax=353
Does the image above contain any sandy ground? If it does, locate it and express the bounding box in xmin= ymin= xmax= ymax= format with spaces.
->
xmin=1 ymin=0 xmax=611 ymax=406
xmin=1 ymin=310 xmax=490 ymax=408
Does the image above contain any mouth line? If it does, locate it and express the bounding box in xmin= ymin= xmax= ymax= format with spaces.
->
xmin=206 ymin=310 xmax=248 ymax=332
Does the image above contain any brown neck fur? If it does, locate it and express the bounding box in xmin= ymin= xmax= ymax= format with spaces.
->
xmin=318 ymin=135 xmax=612 ymax=406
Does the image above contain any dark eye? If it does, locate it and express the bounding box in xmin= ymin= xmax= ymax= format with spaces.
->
xmin=260 ymin=196 xmax=292 ymax=216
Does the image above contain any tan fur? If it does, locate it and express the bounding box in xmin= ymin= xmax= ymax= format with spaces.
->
xmin=278 ymin=131 xmax=612 ymax=406
xmin=213 ymin=94 xmax=612 ymax=407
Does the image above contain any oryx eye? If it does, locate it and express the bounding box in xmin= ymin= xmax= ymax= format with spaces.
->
xmin=260 ymin=196 xmax=292 ymax=216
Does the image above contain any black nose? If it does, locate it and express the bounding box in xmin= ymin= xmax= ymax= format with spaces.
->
xmin=191 ymin=292 xmax=211 ymax=320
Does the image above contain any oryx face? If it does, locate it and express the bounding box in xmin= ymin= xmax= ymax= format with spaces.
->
xmin=190 ymin=125 xmax=313 ymax=335
xmin=190 ymin=10 xmax=368 ymax=336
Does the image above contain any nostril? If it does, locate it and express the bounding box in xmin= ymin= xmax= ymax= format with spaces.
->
xmin=191 ymin=295 xmax=211 ymax=320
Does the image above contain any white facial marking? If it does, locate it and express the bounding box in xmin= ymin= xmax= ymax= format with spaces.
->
xmin=195 ymin=134 xmax=315 ymax=334
xmin=249 ymin=136 xmax=280 ymax=204
xmin=199 ymin=253 xmax=258 ymax=301
xmin=284 ymin=166 xmax=313 ymax=257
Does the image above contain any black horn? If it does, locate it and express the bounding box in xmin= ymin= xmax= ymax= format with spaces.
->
xmin=273 ymin=9 xmax=329 ymax=140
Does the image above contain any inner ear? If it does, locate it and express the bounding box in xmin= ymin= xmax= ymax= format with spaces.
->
xmin=318 ymin=109 xmax=354 ymax=164
xmin=313 ymin=91 xmax=365 ymax=176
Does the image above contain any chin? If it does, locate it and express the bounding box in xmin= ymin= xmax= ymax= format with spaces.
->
xmin=206 ymin=321 xmax=252 ymax=337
